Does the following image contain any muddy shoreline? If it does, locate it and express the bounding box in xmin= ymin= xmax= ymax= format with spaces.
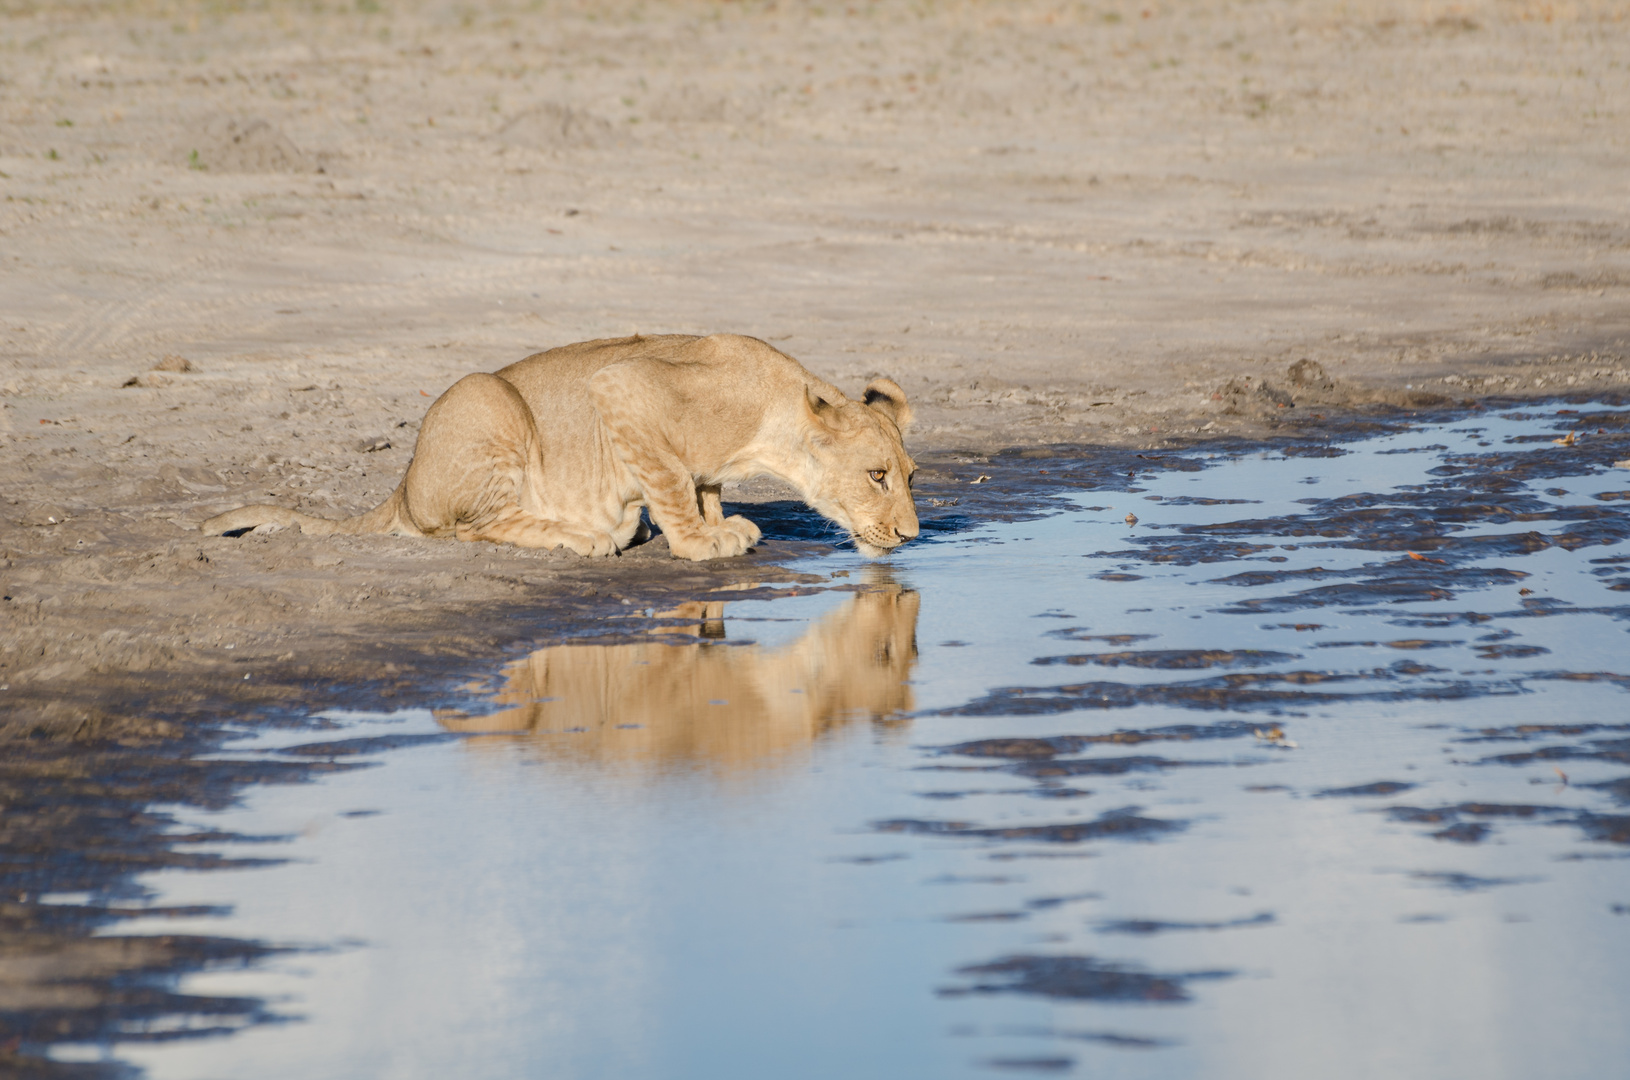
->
xmin=9 ymin=388 xmax=1627 ymax=738
xmin=1 ymin=396 xmax=1458 ymax=741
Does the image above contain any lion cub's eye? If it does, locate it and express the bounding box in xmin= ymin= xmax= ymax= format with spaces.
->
xmin=868 ymin=469 xmax=887 ymax=484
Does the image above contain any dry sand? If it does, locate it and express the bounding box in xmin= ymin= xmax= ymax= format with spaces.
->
xmin=2 ymin=0 xmax=1628 ymax=730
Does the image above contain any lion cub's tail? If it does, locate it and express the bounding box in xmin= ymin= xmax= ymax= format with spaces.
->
xmin=200 ymin=487 xmax=417 ymax=539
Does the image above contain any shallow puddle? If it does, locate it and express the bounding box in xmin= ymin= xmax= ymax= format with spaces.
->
xmin=76 ymin=403 xmax=1630 ymax=1079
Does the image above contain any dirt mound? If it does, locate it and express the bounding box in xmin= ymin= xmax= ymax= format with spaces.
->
xmin=1212 ymin=359 xmax=1452 ymax=416
xmin=1214 ymin=374 xmax=1295 ymax=416
xmin=648 ymin=83 xmax=761 ymax=124
xmin=186 ymin=116 xmax=311 ymax=173
xmin=1287 ymin=358 xmax=1335 ymax=390
xmin=500 ymin=103 xmax=618 ymax=150
xmin=120 ymin=354 xmax=197 ymax=388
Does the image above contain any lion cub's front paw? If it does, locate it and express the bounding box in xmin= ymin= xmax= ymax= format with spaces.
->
xmin=669 ymin=520 xmax=760 ymax=561
xmin=562 ymin=529 xmax=620 ymax=558
xmin=721 ymin=514 xmax=763 ymax=548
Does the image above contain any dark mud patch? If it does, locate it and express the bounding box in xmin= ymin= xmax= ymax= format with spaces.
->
xmin=1317 ymin=781 xmax=1418 ymax=797
xmin=916 ymin=786 xmax=1098 ymax=800
xmin=936 ymin=662 xmax=1517 ymax=718
xmin=873 ymin=809 xmax=1185 ymax=845
xmin=274 ymin=732 xmax=465 ymax=757
xmin=0 ymin=732 xmax=362 ymax=1076
xmin=1475 ymin=736 xmax=1630 ymax=768
xmin=1002 ymin=756 xmax=1223 ymax=781
xmin=1088 ymin=538 xmax=1279 ymax=566
xmin=1093 ymin=912 xmax=1275 ymax=935
xmin=942 ymin=954 xmax=1234 ymax=1003
xmin=1209 ymin=563 xmax=1531 ymax=614
xmin=0 ymin=932 xmax=294 ymax=1061
xmin=1576 ymin=813 xmax=1630 ymax=845
xmin=1386 ymin=802 xmax=1576 ymax=844
xmin=1407 ymin=871 xmax=1542 ymax=892
xmin=1582 ymin=776 xmax=1630 ymax=805
xmin=1152 ymin=497 xmax=1259 ymax=507
xmin=828 ymin=853 xmax=910 ymax=865
xmin=936 ymin=721 xmax=1269 ymax=759
xmin=1042 ymin=630 xmax=1157 ymax=645
xmin=1024 ymin=893 xmax=1103 ymax=911
xmin=979 ymin=1055 xmax=1076 ymax=1072
xmin=1388 ymin=802 xmax=1565 ymax=824
xmin=1474 ymin=642 xmax=1552 ymax=659
xmin=1005 ymin=1027 xmax=1178 ymax=1050
xmin=1429 ymin=822 xmax=1493 ymax=843
xmin=1372 ymin=603 xmax=1630 ymax=630
xmin=1462 ymin=722 xmax=1630 ymax=743
xmin=1032 ymin=649 xmax=1299 ymax=670
xmin=921 ymin=752 xmax=1220 ymax=782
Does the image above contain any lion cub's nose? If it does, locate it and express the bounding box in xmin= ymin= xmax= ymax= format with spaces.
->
xmin=895 ymin=522 xmax=919 ymax=543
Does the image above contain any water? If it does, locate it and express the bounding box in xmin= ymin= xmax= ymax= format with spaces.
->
xmin=81 ymin=404 xmax=1630 ymax=1079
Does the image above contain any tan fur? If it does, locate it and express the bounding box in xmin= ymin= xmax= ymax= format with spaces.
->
xmin=201 ymin=334 xmax=919 ymax=560
xmin=434 ymin=584 xmax=919 ymax=772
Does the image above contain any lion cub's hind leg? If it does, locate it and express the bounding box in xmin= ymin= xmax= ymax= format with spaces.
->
xmin=453 ymin=506 xmax=617 ymax=555
xmin=407 ymin=374 xmax=618 ymax=556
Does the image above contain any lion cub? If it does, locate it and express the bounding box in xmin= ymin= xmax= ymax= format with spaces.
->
xmin=203 ymin=333 xmax=919 ymax=561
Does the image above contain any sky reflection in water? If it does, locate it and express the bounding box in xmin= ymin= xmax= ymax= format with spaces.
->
xmin=107 ymin=404 xmax=1630 ymax=1080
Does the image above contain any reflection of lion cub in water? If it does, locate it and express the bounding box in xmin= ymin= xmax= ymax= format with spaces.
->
xmin=203 ymin=334 xmax=919 ymax=560
xmin=437 ymin=586 xmax=919 ymax=770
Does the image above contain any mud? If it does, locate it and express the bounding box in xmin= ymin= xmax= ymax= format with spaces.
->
xmin=873 ymin=808 xmax=1187 ymax=845
xmin=935 ymin=664 xmax=1519 ymax=717
xmin=0 ymin=731 xmax=346 ymax=1077
xmin=1092 ymin=913 xmax=1276 ymax=936
xmin=1405 ymin=871 xmax=1543 ymax=893
xmin=936 ymin=721 xmax=1269 ymax=759
xmin=1032 ymin=649 xmax=1300 ymax=669
xmin=1314 ymin=781 xmax=1417 ymax=798
xmin=942 ymin=955 xmax=1236 ymax=1004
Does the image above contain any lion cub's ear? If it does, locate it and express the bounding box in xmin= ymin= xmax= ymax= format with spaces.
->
xmin=805 ymin=384 xmax=845 ymax=428
xmin=863 ymin=378 xmax=913 ymax=432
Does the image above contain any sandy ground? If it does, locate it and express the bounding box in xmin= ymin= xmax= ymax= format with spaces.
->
xmin=3 ymin=0 xmax=1629 ymax=731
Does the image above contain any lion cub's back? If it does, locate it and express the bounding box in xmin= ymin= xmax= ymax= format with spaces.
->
xmin=495 ymin=334 xmax=695 ymax=406
xmin=492 ymin=334 xmax=691 ymax=446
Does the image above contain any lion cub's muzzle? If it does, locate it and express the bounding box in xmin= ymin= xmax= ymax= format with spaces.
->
xmin=854 ymin=521 xmax=917 ymax=556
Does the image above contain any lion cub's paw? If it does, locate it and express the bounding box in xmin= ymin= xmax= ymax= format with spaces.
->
xmin=721 ymin=514 xmax=763 ymax=547
xmin=562 ymin=529 xmax=621 ymax=558
xmin=670 ymin=521 xmax=759 ymax=561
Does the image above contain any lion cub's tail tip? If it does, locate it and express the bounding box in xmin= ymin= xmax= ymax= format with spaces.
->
xmin=201 ymin=505 xmax=338 ymax=537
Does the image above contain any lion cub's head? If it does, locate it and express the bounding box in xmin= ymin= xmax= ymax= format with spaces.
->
xmin=802 ymin=378 xmax=919 ymax=558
